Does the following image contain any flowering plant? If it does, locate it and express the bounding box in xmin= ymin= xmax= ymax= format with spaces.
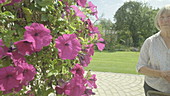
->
xmin=0 ymin=0 xmax=105 ymax=96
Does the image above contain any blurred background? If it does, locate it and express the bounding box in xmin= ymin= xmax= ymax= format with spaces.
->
xmin=85 ymin=0 xmax=170 ymax=74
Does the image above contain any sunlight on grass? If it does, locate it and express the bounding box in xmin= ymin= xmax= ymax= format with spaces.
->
xmin=85 ymin=51 xmax=140 ymax=74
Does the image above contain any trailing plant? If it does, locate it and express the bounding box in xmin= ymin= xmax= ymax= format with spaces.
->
xmin=0 ymin=0 xmax=105 ymax=96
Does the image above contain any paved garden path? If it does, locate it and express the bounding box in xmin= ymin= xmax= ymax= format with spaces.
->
xmin=91 ymin=71 xmax=145 ymax=96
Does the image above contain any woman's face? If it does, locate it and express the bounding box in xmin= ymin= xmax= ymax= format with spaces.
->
xmin=158 ymin=11 xmax=170 ymax=30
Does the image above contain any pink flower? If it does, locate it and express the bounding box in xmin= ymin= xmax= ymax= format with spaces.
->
xmin=84 ymin=44 xmax=94 ymax=56
xmin=83 ymin=89 xmax=95 ymax=96
xmin=64 ymin=2 xmax=70 ymax=13
xmin=80 ymin=44 xmax=94 ymax=66
xmin=14 ymin=37 xmax=35 ymax=56
xmin=55 ymin=34 xmax=81 ymax=60
xmin=76 ymin=0 xmax=87 ymax=7
xmin=90 ymin=27 xmax=100 ymax=36
xmin=0 ymin=0 xmax=5 ymax=4
xmin=70 ymin=64 xmax=84 ymax=76
xmin=16 ymin=63 xmax=36 ymax=85
xmin=96 ymin=38 xmax=105 ymax=51
xmin=0 ymin=66 xmax=20 ymax=91
xmin=3 ymin=84 xmax=23 ymax=94
xmin=55 ymin=82 xmax=68 ymax=94
xmin=24 ymin=23 xmax=52 ymax=51
xmin=7 ymin=51 xmax=26 ymax=66
xmin=56 ymin=76 xmax=87 ymax=96
xmin=87 ymin=74 xmax=97 ymax=89
xmin=86 ymin=19 xmax=100 ymax=36
xmin=88 ymin=1 xmax=98 ymax=19
xmin=0 ymin=40 xmax=7 ymax=59
xmin=65 ymin=75 xmax=86 ymax=96
xmin=86 ymin=19 xmax=101 ymax=39
xmin=71 ymin=5 xmax=86 ymax=21
xmin=78 ymin=54 xmax=91 ymax=67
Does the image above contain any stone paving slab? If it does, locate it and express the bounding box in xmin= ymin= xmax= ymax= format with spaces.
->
xmin=91 ymin=71 xmax=145 ymax=96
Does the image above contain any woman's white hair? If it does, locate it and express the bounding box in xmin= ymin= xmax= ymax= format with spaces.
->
xmin=155 ymin=4 xmax=170 ymax=30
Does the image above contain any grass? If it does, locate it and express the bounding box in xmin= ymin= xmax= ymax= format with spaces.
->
xmin=85 ymin=51 xmax=140 ymax=74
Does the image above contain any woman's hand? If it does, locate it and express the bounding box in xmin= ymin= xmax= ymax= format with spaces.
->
xmin=161 ymin=71 xmax=170 ymax=82
xmin=139 ymin=66 xmax=170 ymax=82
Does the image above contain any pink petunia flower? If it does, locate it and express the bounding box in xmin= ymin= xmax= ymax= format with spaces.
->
xmin=96 ymin=38 xmax=105 ymax=51
xmin=78 ymin=54 xmax=91 ymax=67
xmin=84 ymin=44 xmax=94 ymax=56
xmin=0 ymin=66 xmax=20 ymax=91
xmin=76 ymin=0 xmax=87 ymax=7
xmin=0 ymin=40 xmax=7 ymax=59
xmin=0 ymin=0 xmax=6 ymax=4
xmin=14 ymin=37 xmax=35 ymax=56
xmin=86 ymin=19 xmax=100 ymax=36
xmin=82 ymin=89 xmax=95 ymax=96
xmin=87 ymin=74 xmax=97 ymax=89
xmin=64 ymin=2 xmax=70 ymax=13
xmin=65 ymin=75 xmax=86 ymax=96
xmin=16 ymin=63 xmax=36 ymax=85
xmin=55 ymin=34 xmax=81 ymax=60
xmin=3 ymin=84 xmax=23 ymax=94
xmin=24 ymin=23 xmax=52 ymax=51
xmin=55 ymin=81 xmax=68 ymax=94
xmin=86 ymin=19 xmax=101 ymax=39
xmin=90 ymin=27 xmax=100 ymax=36
xmin=71 ymin=5 xmax=86 ymax=21
xmin=70 ymin=64 xmax=84 ymax=76
xmin=7 ymin=50 xmax=26 ymax=66
xmin=56 ymin=75 xmax=87 ymax=96
xmin=88 ymin=1 xmax=98 ymax=19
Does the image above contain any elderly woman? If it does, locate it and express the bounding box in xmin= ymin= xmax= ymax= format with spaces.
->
xmin=137 ymin=4 xmax=170 ymax=95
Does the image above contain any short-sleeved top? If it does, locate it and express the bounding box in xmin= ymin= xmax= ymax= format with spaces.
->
xmin=137 ymin=31 xmax=170 ymax=93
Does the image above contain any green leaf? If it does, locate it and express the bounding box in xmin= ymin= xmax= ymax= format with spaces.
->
xmin=62 ymin=66 xmax=69 ymax=74
xmin=1 ymin=57 xmax=12 ymax=68
xmin=0 ymin=91 xmax=3 ymax=95
xmin=43 ymin=89 xmax=54 ymax=96
xmin=41 ymin=14 xmax=48 ymax=21
xmin=58 ymin=1 xmax=63 ymax=6
xmin=69 ymin=25 xmax=76 ymax=31
xmin=78 ymin=37 xmax=85 ymax=42
xmin=48 ymin=14 xmax=54 ymax=22
xmin=47 ymin=70 xmax=59 ymax=77
xmin=0 ymin=11 xmax=14 ymax=19
xmin=37 ymin=0 xmax=54 ymax=7
xmin=22 ymin=7 xmax=32 ymax=22
xmin=85 ymin=70 xmax=92 ymax=79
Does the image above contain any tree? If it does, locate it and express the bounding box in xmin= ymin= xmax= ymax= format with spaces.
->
xmin=114 ymin=1 xmax=158 ymax=47
xmin=95 ymin=18 xmax=116 ymax=51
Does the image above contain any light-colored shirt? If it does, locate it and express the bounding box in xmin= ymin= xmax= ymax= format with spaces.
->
xmin=137 ymin=31 xmax=170 ymax=93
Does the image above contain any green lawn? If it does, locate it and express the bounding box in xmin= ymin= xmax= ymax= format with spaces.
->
xmin=85 ymin=51 xmax=140 ymax=74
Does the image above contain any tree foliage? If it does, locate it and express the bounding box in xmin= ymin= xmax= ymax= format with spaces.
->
xmin=114 ymin=1 xmax=158 ymax=47
xmin=96 ymin=18 xmax=116 ymax=51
